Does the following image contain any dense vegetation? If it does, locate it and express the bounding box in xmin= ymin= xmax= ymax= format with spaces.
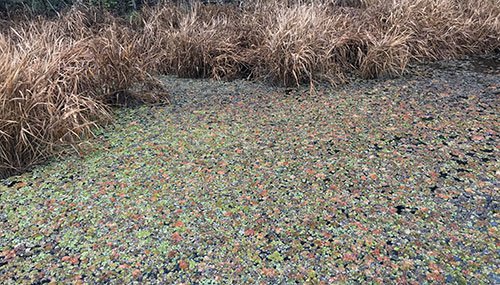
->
xmin=0 ymin=0 xmax=155 ymax=15
xmin=1 ymin=0 xmax=499 ymax=178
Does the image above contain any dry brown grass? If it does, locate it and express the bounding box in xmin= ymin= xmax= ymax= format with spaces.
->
xmin=138 ymin=3 xmax=255 ymax=80
xmin=0 ymin=9 xmax=167 ymax=177
xmin=254 ymin=4 xmax=349 ymax=85
xmin=109 ymin=0 xmax=500 ymax=81
xmin=1 ymin=0 xmax=499 ymax=177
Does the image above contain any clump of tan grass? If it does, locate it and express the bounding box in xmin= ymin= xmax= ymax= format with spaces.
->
xmin=138 ymin=3 xmax=253 ymax=80
xmin=0 ymin=9 xmax=166 ymax=178
xmin=254 ymin=3 xmax=349 ymax=85
xmin=374 ymin=0 xmax=500 ymax=61
xmin=139 ymin=0 xmax=498 ymax=82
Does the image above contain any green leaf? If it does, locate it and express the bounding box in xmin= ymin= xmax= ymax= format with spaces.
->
xmin=268 ymin=251 xmax=284 ymax=263
xmin=136 ymin=230 xmax=151 ymax=239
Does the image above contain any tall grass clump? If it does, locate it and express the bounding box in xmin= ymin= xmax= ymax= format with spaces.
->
xmin=137 ymin=3 xmax=256 ymax=80
xmin=150 ymin=0 xmax=498 ymax=82
xmin=0 ymin=9 xmax=166 ymax=178
xmin=374 ymin=0 xmax=500 ymax=61
xmin=255 ymin=3 xmax=351 ymax=85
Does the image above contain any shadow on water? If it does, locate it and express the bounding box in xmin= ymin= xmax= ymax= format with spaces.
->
xmin=469 ymin=55 xmax=500 ymax=74
xmin=423 ymin=53 xmax=500 ymax=75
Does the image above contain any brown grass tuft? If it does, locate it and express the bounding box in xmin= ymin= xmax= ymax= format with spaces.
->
xmin=0 ymin=10 xmax=167 ymax=177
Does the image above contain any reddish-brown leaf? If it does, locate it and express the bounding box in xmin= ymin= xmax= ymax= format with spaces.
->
xmin=69 ymin=256 xmax=79 ymax=265
xmin=179 ymin=260 xmax=189 ymax=270
xmin=168 ymin=250 xmax=177 ymax=258
xmin=244 ymin=229 xmax=255 ymax=236
xmin=172 ymin=232 xmax=183 ymax=243
xmin=119 ymin=264 xmax=131 ymax=269
xmin=132 ymin=269 xmax=141 ymax=278
xmin=262 ymin=267 xmax=276 ymax=277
